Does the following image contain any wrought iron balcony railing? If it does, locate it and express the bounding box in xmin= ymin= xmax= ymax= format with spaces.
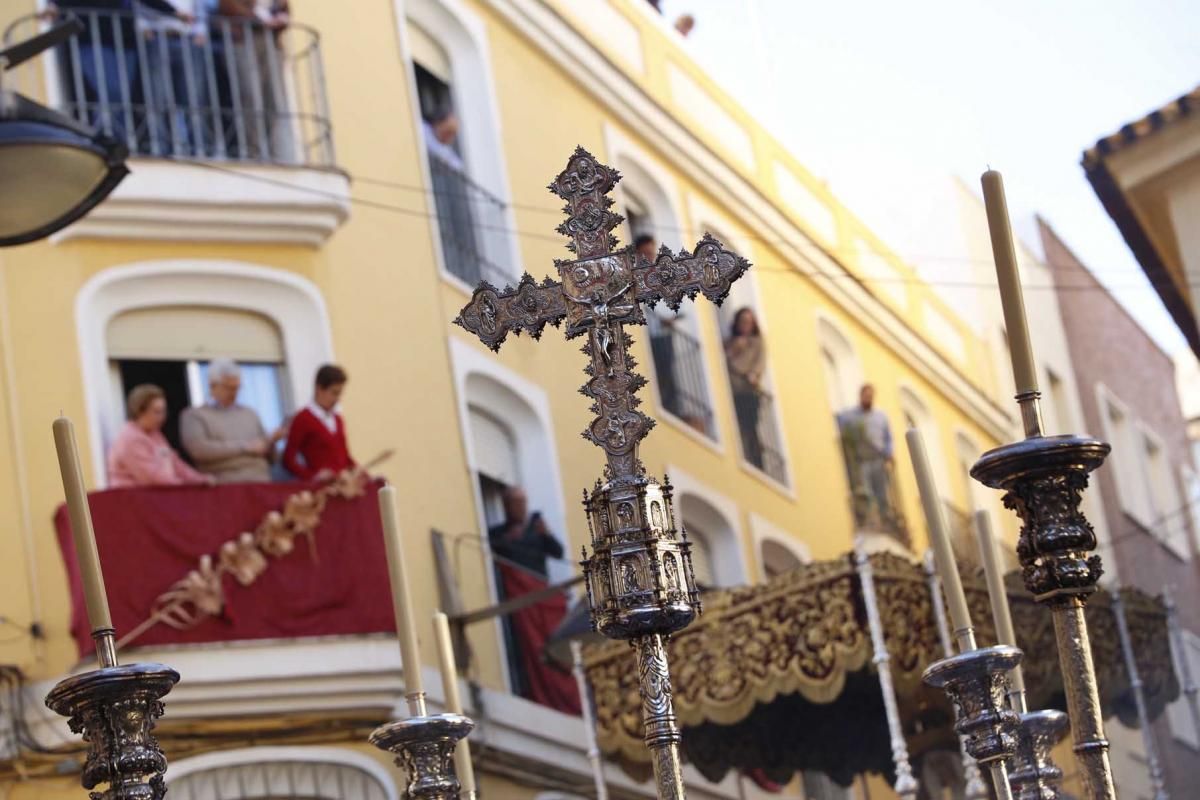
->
xmin=647 ymin=315 xmax=715 ymax=439
xmin=3 ymin=9 xmax=335 ymax=166
xmin=427 ymin=151 xmax=512 ymax=288
xmin=732 ymin=387 xmax=787 ymax=484
xmin=836 ymin=422 xmax=909 ymax=546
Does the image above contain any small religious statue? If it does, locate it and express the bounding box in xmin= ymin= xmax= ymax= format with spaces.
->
xmin=621 ymin=557 xmax=641 ymax=593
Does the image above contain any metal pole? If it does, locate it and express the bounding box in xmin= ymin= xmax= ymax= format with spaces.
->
xmin=1164 ymin=585 xmax=1200 ymax=746
xmin=854 ymin=538 xmax=918 ymax=800
xmin=634 ymin=635 xmax=686 ymax=800
xmin=1111 ymin=588 xmax=1169 ymax=799
xmin=923 ymin=551 xmax=989 ymax=800
xmin=571 ymin=640 xmax=609 ymax=800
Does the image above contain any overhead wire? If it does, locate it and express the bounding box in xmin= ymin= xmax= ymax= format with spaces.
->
xmin=171 ymin=157 xmax=1196 ymax=295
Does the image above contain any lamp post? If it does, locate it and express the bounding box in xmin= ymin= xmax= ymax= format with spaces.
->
xmin=0 ymin=18 xmax=128 ymax=246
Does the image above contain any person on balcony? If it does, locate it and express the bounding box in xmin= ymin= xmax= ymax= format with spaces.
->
xmin=180 ymin=359 xmax=285 ymax=483
xmin=282 ymin=364 xmax=356 ymax=482
xmin=216 ymin=0 xmax=293 ymax=161
xmin=725 ymin=307 xmax=766 ymax=469
xmin=137 ymin=0 xmax=215 ymax=156
xmin=47 ymin=0 xmax=194 ymax=141
xmin=836 ymin=384 xmax=894 ymax=526
xmin=108 ymin=384 xmax=213 ymax=488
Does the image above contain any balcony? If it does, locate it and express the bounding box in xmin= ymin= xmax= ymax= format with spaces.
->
xmin=427 ymin=151 xmax=511 ymax=288
xmin=647 ymin=314 xmax=716 ymax=438
xmin=836 ymin=423 xmax=909 ymax=547
xmin=732 ymin=387 xmax=787 ymax=484
xmin=3 ymin=9 xmax=348 ymax=244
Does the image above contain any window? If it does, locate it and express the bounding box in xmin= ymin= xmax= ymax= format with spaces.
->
xmin=168 ymin=750 xmax=395 ymax=800
xmin=1141 ymin=433 xmax=1187 ymax=559
xmin=1044 ymin=368 xmax=1073 ymax=435
xmin=106 ymin=306 xmax=289 ymax=475
xmin=1098 ymin=388 xmax=1154 ymax=528
xmin=816 ymin=318 xmax=861 ymax=415
xmin=618 ymin=182 xmax=717 ymax=441
xmin=676 ymin=487 xmax=744 ymax=587
xmin=1167 ymin=629 xmax=1200 ymax=749
xmin=406 ymin=8 xmax=513 ymax=287
xmin=1183 ymin=467 xmax=1200 ymax=554
xmin=760 ymin=539 xmax=804 ymax=580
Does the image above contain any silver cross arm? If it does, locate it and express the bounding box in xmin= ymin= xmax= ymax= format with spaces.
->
xmin=453 ymin=273 xmax=568 ymax=352
xmin=634 ymin=233 xmax=751 ymax=312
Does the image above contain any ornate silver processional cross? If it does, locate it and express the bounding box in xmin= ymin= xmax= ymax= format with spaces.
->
xmin=456 ymin=147 xmax=750 ymax=799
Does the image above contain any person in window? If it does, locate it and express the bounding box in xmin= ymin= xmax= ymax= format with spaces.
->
xmin=487 ymin=486 xmax=563 ymax=578
xmin=180 ymin=358 xmax=285 ymax=483
xmin=836 ymin=384 xmax=894 ymax=526
xmin=725 ymin=307 xmax=766 ymax=469
xmin=108 ymin=384 xmax=213 ymax=488
xmin=423 ymin=109 xmax=483 ymax=283
xmin=282 ymin=364 xmax=355 ymax=482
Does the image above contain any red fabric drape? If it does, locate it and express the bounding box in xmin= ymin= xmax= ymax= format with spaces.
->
xmin=54 ymin=481 xmax=394 ymax=656
xmin=498 ymin=563 xmax=581 ymax=716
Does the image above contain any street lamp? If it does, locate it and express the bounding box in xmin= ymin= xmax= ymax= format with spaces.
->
xmin=0 ymin=18 xmax=128 ymax=247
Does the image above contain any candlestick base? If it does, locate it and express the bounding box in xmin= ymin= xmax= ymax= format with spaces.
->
xmin=369 ymin=713 xmax=474 ymax=800
xmin=923 ymin=646 xmax=1022 ymax=766
xmin=45 ymin=662 xmax=180 ymax=800
xmin=1008 ymin=709 xmax=1068 ymax=800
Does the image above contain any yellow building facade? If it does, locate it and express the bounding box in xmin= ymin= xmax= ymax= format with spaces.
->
xmin=0 ymin=1 xmax=1025 ymax=798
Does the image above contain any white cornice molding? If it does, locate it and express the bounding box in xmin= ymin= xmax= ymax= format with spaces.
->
xmin=53 ymin=161 xmax=350 ymax=247
xmin=487 ymin=0 xmax=1013 ymax=441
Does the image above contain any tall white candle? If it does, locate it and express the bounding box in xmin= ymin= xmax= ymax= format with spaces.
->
xmin=906 ymin=429 xmax=973 ymax=650
xmin=52 ymin=417 xmax=113 ymax=633
xmin=433 ymin=611 xmax=476 ymax=795
xmin=974 ymin=510 xmax=1026 ymax=697
xmin=378 ymin=484 xmax=423 ymax=703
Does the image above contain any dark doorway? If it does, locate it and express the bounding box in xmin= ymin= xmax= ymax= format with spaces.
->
xmin=115 ymin=360 xmax=192 ymax=461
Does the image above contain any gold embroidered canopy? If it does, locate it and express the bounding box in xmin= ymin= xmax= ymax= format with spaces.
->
xmin=583 ymin=552 xmax=1178 ymax=786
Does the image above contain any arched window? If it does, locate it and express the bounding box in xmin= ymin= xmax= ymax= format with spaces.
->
xmin=404 ymin=0 xmax=517 ymax=287
xmin=815 ymin=317 xmax=862 ymax=416
xmin=168 ymin=747 xmax=396 ymax=800
xmin=700 ymin=219 xmax=788 ymax=484
xmin=611 ymin=147 xmax=718 ymax=442
xmin=105 ymin=306 xmax=290 ymax=476
xmin=77 ymin=261 xmax=334 ymax=485
xmin=678 ymin=491 xmax=743 ymax=588
xmin=760 ymin=539 xmax=804 ymax=579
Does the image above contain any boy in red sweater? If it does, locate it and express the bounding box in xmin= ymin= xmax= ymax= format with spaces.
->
xmin=283 ymin=364 xmax=356 ymax=481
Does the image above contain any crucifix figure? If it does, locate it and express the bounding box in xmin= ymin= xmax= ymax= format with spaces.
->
xmin=455 ymin=147 xmax=750 ymax=799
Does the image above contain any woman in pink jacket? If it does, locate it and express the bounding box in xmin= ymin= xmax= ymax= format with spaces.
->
xmin=108 ymin=384 xmax=213 ymax=488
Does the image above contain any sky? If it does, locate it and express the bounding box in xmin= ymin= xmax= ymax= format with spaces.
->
xmin=660 ymin=0 xmax=1200 ymax=359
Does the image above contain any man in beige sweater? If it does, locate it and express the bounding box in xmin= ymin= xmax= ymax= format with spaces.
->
xmin=180 ymin=359 xmax=286 ymax=483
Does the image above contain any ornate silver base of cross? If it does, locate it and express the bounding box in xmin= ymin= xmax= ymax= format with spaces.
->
xmin=44 ymin=630 xmax=179 ymax=800
xmin=972 ymin=393 xmax=1117 ymax=800
xmin=923 ymin=645 xmax=1023 ymax=800
xmin=456 ymin=147 xmax=750 ymax=800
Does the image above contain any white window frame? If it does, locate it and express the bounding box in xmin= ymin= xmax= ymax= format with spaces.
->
xmin=1096 ymin=383 xmax=1155 ymax=530
xmin=604 ymin=123 xmax=723 ymax=451
xmin=1167 ymin=628 xmax=1200 ymax=749
xmin=667 ymin=465 xmax=748 ymax=587
xmin=689 ymin=195 xmax=793 ymax=494
xmin=76 ymin=261 xmax=334 ymax=486
xmin=750 ymin=512 xmax=811 ymax=582
xmin=397 ymin=0 xmax=522 ymax=292
xmin=168 ymin=746 xmax=398 ymax=800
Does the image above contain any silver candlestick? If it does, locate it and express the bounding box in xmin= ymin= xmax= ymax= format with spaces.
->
xmin=369 ymin=692 xmax=475 ymax=800
xmin=45 ymin=630 xmax=179 ymax=800
xmin=923 ymin=551 xmax=989 ymax=800
xmin=922 ymin=642 xmax=1023 ymax=800
xmin=972 ymin=396 xmax=1117 ymax=800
